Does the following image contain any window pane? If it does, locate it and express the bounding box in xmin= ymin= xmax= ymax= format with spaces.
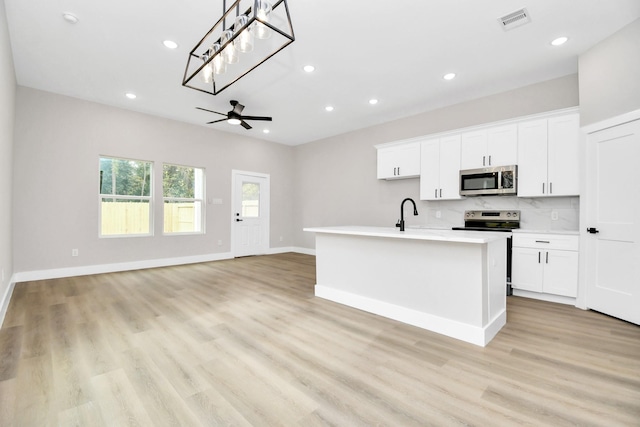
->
xmin=242 ymin=182 xmax=260 ymax=218
xmin=101 ymin=198 xmax=150 ymax=236
xmin=163 ymin=164 xmax=200 ymax=198
xmin=100 ymin=157 xmax=152 ymax=197
xmin=163 ymin=201 xmax=202 ymax=233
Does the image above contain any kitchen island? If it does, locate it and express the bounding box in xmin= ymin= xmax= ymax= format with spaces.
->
xmin=304 ymin=226 xmax=508 ymax=346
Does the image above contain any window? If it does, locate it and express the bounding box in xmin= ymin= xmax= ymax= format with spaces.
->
xmin=99 ymin=156 xmax=153 ymax=237
xmin=163 ymin=164 xmax=205 ymax=234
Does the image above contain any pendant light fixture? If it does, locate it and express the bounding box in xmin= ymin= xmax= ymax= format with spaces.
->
xmin=183 ymin=0 xmax=295 ymax=95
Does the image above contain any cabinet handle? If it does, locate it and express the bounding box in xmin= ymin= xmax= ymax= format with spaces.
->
xmin=439 ymin=189 xmax=442 ymax=198
xmin=483 ymin=156 xmax=486 ymax=166
xmin=538 ymin=252 xmax=541 ymax=263
xmin=397 ymin=167 xmax=400 ymax=176
xmin=434 ymin=189 xmax=438 ymax=198
xmin=549 ymin=182 xmax=553 ymax=194
xmin=535 ymin=240 xmax=550 ymax=243
xmin=542 ymin=183 xmax=545 ymax=194
xmin=488 ymin=155 xmax=492 ymax=166
xmin=546 ymin=252 xmax=549 ymax=264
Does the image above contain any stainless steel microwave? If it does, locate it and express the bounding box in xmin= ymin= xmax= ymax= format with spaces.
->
xmin=459 ymin=165 xmax=517 ymax=196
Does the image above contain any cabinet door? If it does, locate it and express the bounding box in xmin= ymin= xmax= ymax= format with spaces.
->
xmin=511 ymin=247 xmax=544 ymax=292
xmin=517 ymin=119 xmax=548 ymax=197
xmin=487 ymin=124 xmax=518 ymax=167
xmin=547 ymin=114 xmax=580 ymax=196
xmin=396 ymin=142 xmax=421 ymax=178
xmin=439 ymin=135 xmax=462 ymax=200
xmin=377 ymin=143 xmax=420 ymax=179
xmin=543 ymin=250 xmax=579 ymax=297
xmin=420 ymin=139 xmax=441 ymax=200
xmin=460 ymin=130 xmax=487 ymax=169
xmin=377 ymin=147 xmax=398 ymax=179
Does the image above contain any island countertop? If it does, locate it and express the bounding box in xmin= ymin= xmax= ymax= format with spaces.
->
xmin=303 ymin=225 xmax=508 ymax=244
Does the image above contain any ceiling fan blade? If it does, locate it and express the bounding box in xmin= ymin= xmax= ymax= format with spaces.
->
xmin=240 ymin=115 xmax=272 ymax=121
xmin=240 ymin=120 xmax=252 ymax=130
xmin=196 ymin=107 xmax=226 ymax=116
xmin=230 ymin=100 xmax=245 ymax=115
xmin=206 ymin=118 xmax=227 ymax=124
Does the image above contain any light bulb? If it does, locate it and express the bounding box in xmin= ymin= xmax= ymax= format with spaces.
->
xmin=221 ymin=30 xmax=239 ymax=64
xmin=211 ymin=43 xmax=226 ymax=75
xmin=201 ymin=51 xmax=213 ymax=83
xmin=234 ymin=15 xmax=254 ymax=53
xmin=227 ymin=118 xmax=242 ymax=125
xmin=254 ymin=0 xmax=272 ymax=40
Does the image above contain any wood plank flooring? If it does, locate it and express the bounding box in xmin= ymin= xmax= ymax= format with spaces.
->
xmin=0 ymin=252 xmax=638 ymax=426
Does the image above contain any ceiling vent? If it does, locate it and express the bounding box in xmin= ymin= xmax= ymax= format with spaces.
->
xmin=498 ymin=8 xmax=531 ymax=31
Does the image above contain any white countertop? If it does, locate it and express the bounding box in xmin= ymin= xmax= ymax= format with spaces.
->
xmin=303 ymin=226 xmax=509 ymax=244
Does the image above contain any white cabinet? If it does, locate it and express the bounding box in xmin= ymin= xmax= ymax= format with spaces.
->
xmin=512 ymin=233 xmax=579 ymax=297
xmin=420 ymin=135 xmax=462 ymax=200
xmin=517 ymin=113 xmax=579 ymax=197
xmin=377 ymin=142 xmax=420 ymax=180
xmin=460 ymin=124 xmax=517 ymax=169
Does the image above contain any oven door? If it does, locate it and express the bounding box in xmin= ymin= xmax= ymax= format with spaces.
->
xmin=460 ymin=168 xmax=500 ymax=196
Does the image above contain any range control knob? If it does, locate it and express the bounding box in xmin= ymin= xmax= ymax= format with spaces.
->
xmin=506 ymin=212 xmax=511 ymax=217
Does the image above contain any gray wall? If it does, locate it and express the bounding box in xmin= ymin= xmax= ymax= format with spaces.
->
xmin=293 ymin=74 xmax=580 ymax=249
xmin=0 ymin=0 xmax=16 ymax=304
xmin=579 ymin=18 xmax=640 ymax=126
xmin=13 ymin=87 xmax=295 ymax=273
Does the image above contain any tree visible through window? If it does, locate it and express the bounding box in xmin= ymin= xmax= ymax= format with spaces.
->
xmin=163 ymin=164 xmax=204 ymax=234
xmin=99 ymin=156 xmax=153 ymax=236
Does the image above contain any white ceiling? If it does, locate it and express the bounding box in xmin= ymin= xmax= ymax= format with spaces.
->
xmin=4 ymin=1 xmax=640 ymax=146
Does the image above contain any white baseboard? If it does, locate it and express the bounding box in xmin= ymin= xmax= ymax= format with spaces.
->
xmin=512 ymin=289 xmax=576 ymax=306
xmin=13 ymin=252 xmax=234 ymax=283
xmin=0 ymin=277 xmax=16 ymax=328
xmin=315 ymin=285 xmax=505 ymax=347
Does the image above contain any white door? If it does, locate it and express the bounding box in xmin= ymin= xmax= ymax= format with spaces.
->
xmin=585 ymin=119 xmax=640 ymax=325
xmin=232 ymin=171 xmax=270 ymax=257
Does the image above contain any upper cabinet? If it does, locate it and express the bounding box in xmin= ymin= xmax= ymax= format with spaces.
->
xmin=376 ymin=142 xmax=420 ymax=180
xmin=460 ymin=124 xmax=517 ymax=170
xmin=420 ymin=135 xmax=462 ymax=200
xmin=518 ymin=113 xmax=579 ymax=197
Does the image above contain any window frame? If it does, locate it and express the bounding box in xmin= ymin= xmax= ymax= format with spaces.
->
xmin=98 ymin=155 xmax=154 ymax=238
xmin=162 ymin=163 xmax=206 ymax=236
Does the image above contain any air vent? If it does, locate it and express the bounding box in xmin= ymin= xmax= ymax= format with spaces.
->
xmin=498 ymin=8 xmax=531 ymax=31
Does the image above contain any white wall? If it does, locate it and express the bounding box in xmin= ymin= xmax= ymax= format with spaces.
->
xmin=293 ymin=74 xmax=580 ymax=249
xmin=0 ymin=0 xmax=16 ymax=318
xmin=12 ymin=87 xmax=295 ymax=274
xmin=579 ymin=18 xmax=640 ymax=126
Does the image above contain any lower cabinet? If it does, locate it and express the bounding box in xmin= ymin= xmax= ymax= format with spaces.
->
xmin=511 ymin=233 xmax=579 ymax=298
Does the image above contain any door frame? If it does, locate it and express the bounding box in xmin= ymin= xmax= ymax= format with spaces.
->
xmin=231 ymin=170 xmax=270 ymax=257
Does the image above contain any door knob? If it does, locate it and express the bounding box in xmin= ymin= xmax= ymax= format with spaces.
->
xmin=236 ymin=218 xmax=243 ymax=222
xmin=586 ymin=227 xmax=599 ymax=234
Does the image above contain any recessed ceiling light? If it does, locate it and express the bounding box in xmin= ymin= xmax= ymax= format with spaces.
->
xmin=369 ymin=99 xmax=379 ymax=105
xmin=551 ymin=36 xmax=569 ymax=46
xmin=325 ymin=106 xmax=334 ymax=112
xmin=62 ymin=12 xmax=79 ymax=24
xmin=443 ymin=73 xmax=456 ymax=81
xmin=163 ymin=40 xmax=178 ymax=49
xmin=263 ymin=129 xmax=270 ymax=134
xmin=125 ymin=93 xmax=137 ymax=100
xmin=303 ymin=65 xmax=315 ymax=73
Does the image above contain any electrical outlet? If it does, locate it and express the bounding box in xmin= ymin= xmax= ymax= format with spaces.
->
xmin=72 ymin=249 xmax=79 ymax=257
xmin=436 ymin=210 xmax=442 ymax=219
xmin=279 ymin=236 xmax=284 ymax=242
xmin=217 ymin=240 xmax=223 ymax=246
xmin=551 ymin=210 xmax=559 ymax=221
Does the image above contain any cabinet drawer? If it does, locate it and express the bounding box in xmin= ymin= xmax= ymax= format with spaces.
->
xmin=512 ymin=233 xmax=579 ymax=251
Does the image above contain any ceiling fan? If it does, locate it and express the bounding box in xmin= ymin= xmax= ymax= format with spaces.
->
xmin=196 ymin=100 xmax=272 ymax=130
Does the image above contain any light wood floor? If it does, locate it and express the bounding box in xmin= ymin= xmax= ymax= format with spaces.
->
xmin=0 ymin=253 xmax=638 ymax=426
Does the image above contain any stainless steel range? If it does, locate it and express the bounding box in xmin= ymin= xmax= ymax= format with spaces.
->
xmin=452 ymin=210 xmax=520 ymax=295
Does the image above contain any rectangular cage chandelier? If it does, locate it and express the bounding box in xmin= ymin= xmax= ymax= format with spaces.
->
xmin=182 ymin=0 xmax=294 ymax=95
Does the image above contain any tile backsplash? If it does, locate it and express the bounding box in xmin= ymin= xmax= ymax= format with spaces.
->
xmin=420 ymin=196 xmax=579 ymax=231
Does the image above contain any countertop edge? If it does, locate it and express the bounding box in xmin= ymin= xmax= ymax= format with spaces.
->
xmin=303 ymin=226 xmax=509 ymax=244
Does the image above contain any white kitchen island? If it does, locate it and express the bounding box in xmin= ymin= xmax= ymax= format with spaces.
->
xmin=304 ymin=226 xmax=508 ymax=346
